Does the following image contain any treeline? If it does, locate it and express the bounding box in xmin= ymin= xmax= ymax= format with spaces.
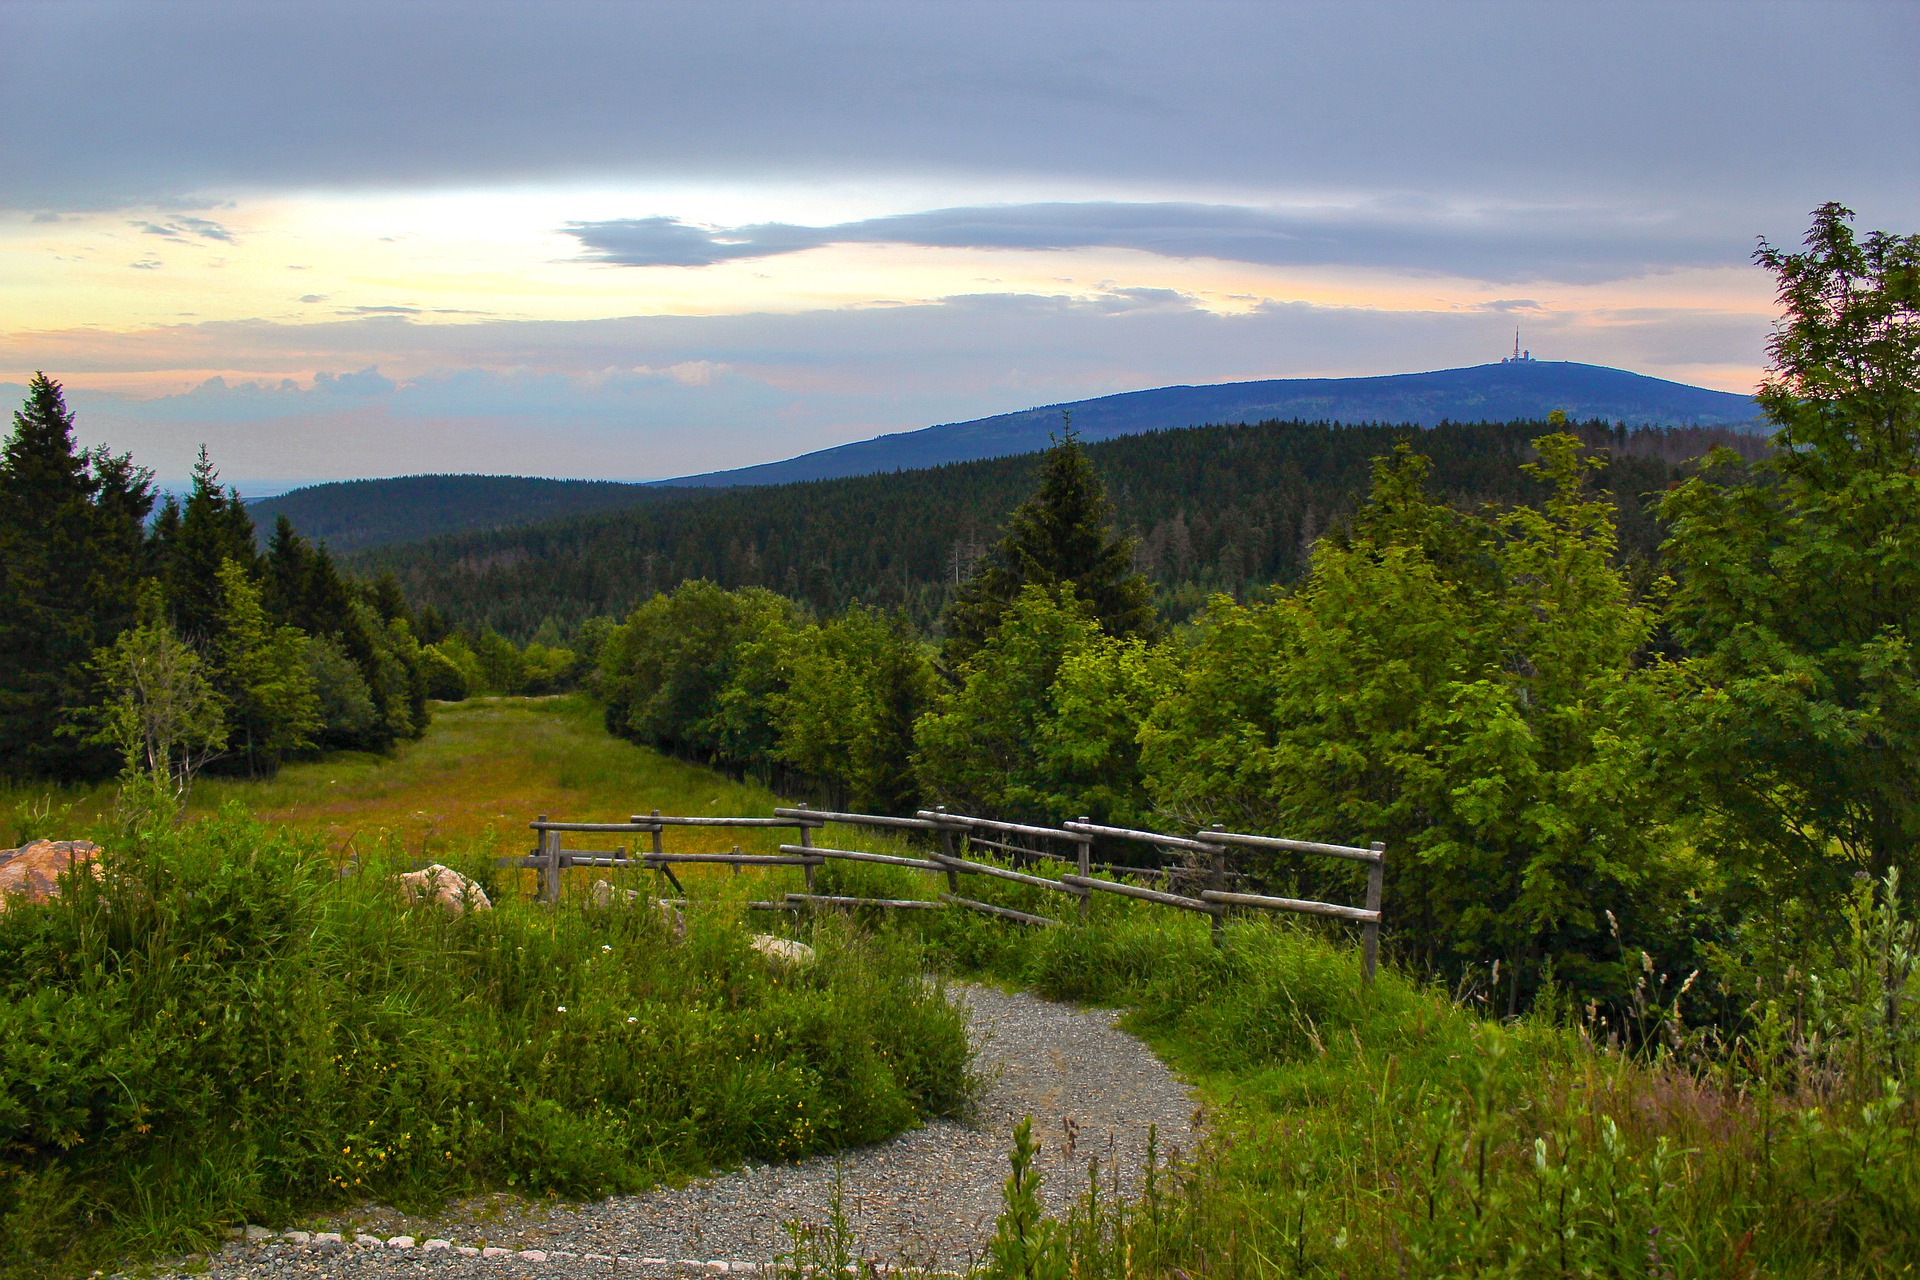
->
xmin=585 ymin=206 xmax=1919 ymax=1018
xmin=0 ymin=377 xmax=438 ymax=787
xmin=367 ymin=415 xmax=1766 ymax=641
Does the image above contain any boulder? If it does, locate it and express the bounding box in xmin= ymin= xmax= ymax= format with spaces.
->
xmin=589 ymin=879 xmax=686 ymax=938
xmin=0 ymin=840 xmax=101 ymax=911
xmin=589 ymin=878 xmax=640 ymax=908
xmin=396 ymin=864 xmax=492 ymax=913
xmin=750 ymin=935 xmax=816 ymax=967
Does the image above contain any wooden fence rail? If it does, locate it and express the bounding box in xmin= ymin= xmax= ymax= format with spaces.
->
xmin=511 ymin=804 xmax=1387 ymax=981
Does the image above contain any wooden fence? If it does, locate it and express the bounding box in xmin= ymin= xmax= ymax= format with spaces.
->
xmin=505 ymin=805 xmax=1386 ymax=981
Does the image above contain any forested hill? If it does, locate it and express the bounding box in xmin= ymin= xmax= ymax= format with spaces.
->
xmin=248 ymin=474 xmax=685 ymax=553
xmin=365 ymin=417 xmax=1766 ymax=641
xmin=251 ymin=362 xmax=1756 ymax=554
xmin=661 ymin=361 xmax=1762 ymax=488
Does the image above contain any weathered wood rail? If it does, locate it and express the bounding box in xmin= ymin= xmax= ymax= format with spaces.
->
xmin=509 ymin=804 xmax=1387 ymax=981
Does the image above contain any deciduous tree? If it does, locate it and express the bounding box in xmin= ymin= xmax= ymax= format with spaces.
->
xmin=1662 ymin=203 xmax=1920 ymax=896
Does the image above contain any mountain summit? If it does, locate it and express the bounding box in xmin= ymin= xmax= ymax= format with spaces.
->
xmin=659 ymin=360 xmax=1760 ymax=488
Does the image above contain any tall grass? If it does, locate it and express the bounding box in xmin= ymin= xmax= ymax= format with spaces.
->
xmin=879 ymin=877 xmax=1917 ymax=1277
xmin=0 ymin=810 xmax=970 ymax=1279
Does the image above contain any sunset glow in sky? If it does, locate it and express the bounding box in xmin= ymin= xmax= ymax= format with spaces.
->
xmin=3 ymin=2 xmax=1915 ymax=486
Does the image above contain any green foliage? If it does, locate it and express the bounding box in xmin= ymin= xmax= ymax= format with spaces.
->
xmin=80 ymin=589 xmax=228 ymax=809
xmin=1662 ymin=203 xmax=1920 ymax=901
xmin=303 ymin=634 xmax=382 ymax=750
xmin=0 ymin=374 xmax=154 ymax=781
xmin=600 ymin=581 xmax=803 ymax=760
xmin=942 ymin=424 xmax=1154 ymax=668
xmin=917 ymin=587 xmax=1165 ymax=826
xmin=1142 ymin=436 xmax=1671 ymax=998
xmin=211 ymin=559 xmax=320 ymax=776
xmin=155 ymin=448 xmax=259 ymax=644
xmin=0 ymin=813 xmax=971 ymax=1276
xmin=773 ymin=606 xmax=934 ymax=813
xmin=417 ymin=642 xmax=472 ymax=701
xmin=983 ymin=1116 xmax=1065 ymax=1280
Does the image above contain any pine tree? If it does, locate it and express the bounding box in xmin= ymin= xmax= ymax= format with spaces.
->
xmin=262 ymin=514 xmax=311 ymax=624
xmin=942 ymin=421 xmax=1153 ymax=668
xmin=165 ymin=447 xmax=259 ymax=642
xmin=0 ymin=374 xmax=154 ymax=779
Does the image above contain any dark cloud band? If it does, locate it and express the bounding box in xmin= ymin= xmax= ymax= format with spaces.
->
xmin=563 ymin=201 xmax=1739 ymax=285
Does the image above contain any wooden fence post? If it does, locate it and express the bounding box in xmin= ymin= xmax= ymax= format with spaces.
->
xmin=643 ymin=809 xmax=683 ymax=895
xmin=535 ymin=814 xmax=547 ymax=902
xmin=542 ymin=818 xmax=561 ymax=904
xmin=1362 ymin=842 xmax=1386 ymax=983
xmin=937 ymin=806 xmax=960 ymax=893
xmin=1075 ymin=816 xmax=1092 ymax=923
xmin=798 ymin=803 xmax=816 ymax=892
xmin=1209 ymin=823 xmax=1227 ymax=948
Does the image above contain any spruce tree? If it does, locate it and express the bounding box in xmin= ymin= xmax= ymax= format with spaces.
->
xmin=165 ymin=447 xmax=259 ymax=642
xmin=0 ymin=374 xmax=153 ymax=778
xmin=941 ymin=421 xmax=1153 ymax=667
xmin=263 ymin=514 xmax=311 ymax=625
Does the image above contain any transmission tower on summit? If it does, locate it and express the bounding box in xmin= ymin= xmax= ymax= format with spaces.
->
xmin=1502 ymin=329 xmax=1535 ymax=364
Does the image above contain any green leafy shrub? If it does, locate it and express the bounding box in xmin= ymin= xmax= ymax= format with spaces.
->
xmin=0 ymin=812 xmax=970 ymax=1277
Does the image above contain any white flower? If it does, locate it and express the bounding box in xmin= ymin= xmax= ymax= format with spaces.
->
xmin=557 ymin=1006 xmax=567 ymax=1013
xmin=602 ymin=945 xmax=612 ymax=952
xmin=626 ymin=1016 xmax=638 ymax=1024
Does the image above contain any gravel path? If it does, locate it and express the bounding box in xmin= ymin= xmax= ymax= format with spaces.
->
xmin=160 ymin=984 xmax=1198 ymax=1279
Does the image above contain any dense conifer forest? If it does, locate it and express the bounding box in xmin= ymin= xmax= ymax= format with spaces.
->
xmin=365 ymin=416 xmax=1764 ymax=640
xmin=0 ymin=377 xmax=439 ymax=787
xmin=248 ymin=474 xmax=689 ymax=554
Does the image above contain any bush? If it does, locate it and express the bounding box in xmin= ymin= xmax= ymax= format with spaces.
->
xmin=0 ymin=812 xmax=970 ymax=1277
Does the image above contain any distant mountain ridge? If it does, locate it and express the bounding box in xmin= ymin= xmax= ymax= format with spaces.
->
xmin=657 ymin=360 xmax=1761 ymax=488
xmin=250 ymin=360 xmax=1761 ymax=552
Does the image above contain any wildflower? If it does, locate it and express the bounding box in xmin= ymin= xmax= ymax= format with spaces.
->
xmin=557 ymin=1006 xmax=567 ymax=1013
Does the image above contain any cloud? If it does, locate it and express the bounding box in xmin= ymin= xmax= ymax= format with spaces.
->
xmin=4 ymin=285 xmax=1773 ymax=484
xmin=131 ymin=215 xmax=235 ymax=244
xmin=568 ymin=200 xmax=1744 ymax=284
xmin=297 ymin=294 xmax=328 ymax=303
xmin=2 ymin=1 xmax=1913 ymax=248
xmin=128 ymin=258 xmax=162 ymax=270
xmin=312 ymin=368 xmax=396 ymax=396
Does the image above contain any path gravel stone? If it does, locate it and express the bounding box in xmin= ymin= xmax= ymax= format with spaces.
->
xmin=148 ymin=984 xmax=1199 ymax=1279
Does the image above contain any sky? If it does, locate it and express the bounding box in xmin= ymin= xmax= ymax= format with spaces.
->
xmin=2 ymin=1 xmax=1915 ymax=489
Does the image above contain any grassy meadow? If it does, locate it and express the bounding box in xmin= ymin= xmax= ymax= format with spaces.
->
xmin=6 ymin=695 xmax=815 ymax=893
